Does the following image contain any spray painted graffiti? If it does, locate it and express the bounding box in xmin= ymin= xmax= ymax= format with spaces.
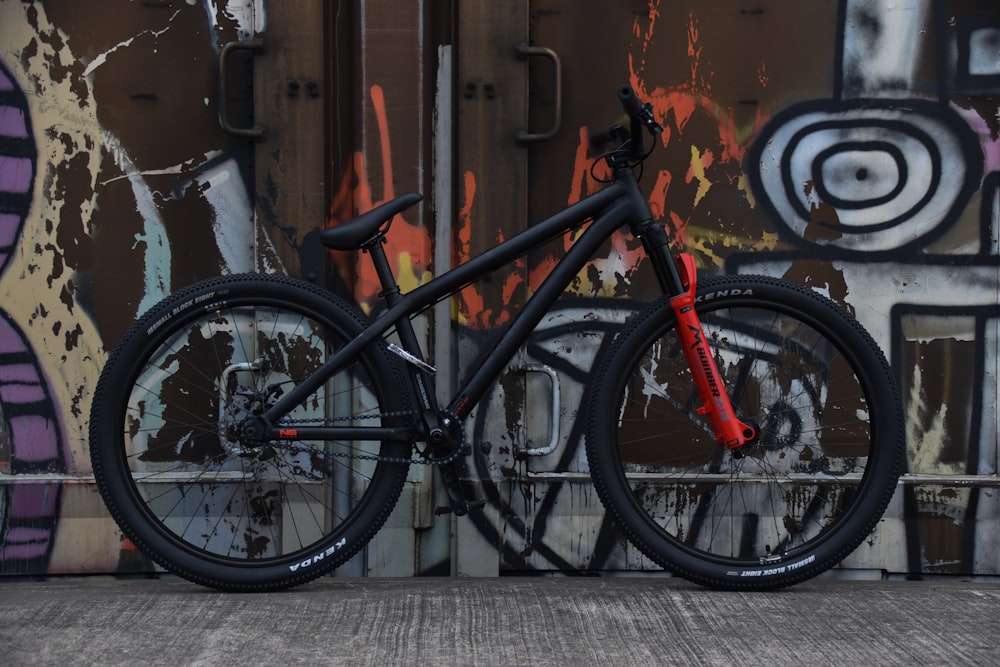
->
xmin=0 ymin=57 xmax=69 ymax=575
xmin=452 ymin=0 xmax=1000 ymax=577
xmin=0 ymin=1 xmax=270 ymax=575
xmin=2 ymin=0 xmax=998 ymax=580
xmin=730 ymin=0 xmax=1000 ymax=575
xmin=327 ymin=84 xmax=432 ymax=313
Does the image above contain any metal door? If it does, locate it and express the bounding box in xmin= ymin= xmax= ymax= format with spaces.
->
xmin=0 ymin=0 xmax=429 ymax=578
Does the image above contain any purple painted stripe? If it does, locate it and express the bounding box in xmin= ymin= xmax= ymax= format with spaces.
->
xmin=0 ymin=528 xmax=51 ymax=560
xmin=1 ymin=363 xmax=41 ymax=383
xmin=0 ymin=213 xmax=20 ymax=246
xmin=0 ymin=105 xmax=27 ymax=137
xmin=8 ymin=483 xmax=59 ymax=515
xmin=0 ymin=156 xmax=32 ymax=193
xmin=0 ymin=317 xmax=28 ymax=353
xmin=0 ymin=68 xmax=12 ymax=91
xmin=0 ymin=383 xmax=46 ymax=404
xmin=0 ymin=484 xmax=61 ymax=564
xmin=9 ymin=415 xmax=58 ymax=461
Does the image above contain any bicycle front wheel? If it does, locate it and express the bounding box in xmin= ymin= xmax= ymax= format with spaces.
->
xmin=586 ymin=275 xmax=903 ymax=589
xmin=89 ymin=274 xmax=412 ymax=591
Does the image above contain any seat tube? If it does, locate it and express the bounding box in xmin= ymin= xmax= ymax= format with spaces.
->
xmin=366 ymin=239 xmax=441 ymax=418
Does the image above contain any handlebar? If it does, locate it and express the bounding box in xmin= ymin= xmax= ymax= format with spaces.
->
xmin=590 ymin=86 xmax=663 ymax=163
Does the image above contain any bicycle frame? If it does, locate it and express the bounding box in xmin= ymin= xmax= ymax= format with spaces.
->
xmin=254 ymin=155 xmax=752 ymax=452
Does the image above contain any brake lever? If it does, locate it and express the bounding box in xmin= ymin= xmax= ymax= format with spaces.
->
xmin=589 ymin=123 xmax=628 ymax=151
xmin=617 ymin=85 xmax=663 ymax=136
xmin=639 ymin=104 xmax=663 ymax=136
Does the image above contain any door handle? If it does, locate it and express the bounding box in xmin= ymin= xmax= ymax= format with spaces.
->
xmin=516 ymin=43 xmax=562 ymax=144
xmin=519 ymin=365 xmax=561 ymax=457
xmin=218 ymin=37 xmax=266 ymax=140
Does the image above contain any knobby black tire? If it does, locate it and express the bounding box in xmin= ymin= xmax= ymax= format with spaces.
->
xmin=89 ymin=274 xmax=412 ymax=591
xmin=586 ymin=275 xmax=903 ymax=590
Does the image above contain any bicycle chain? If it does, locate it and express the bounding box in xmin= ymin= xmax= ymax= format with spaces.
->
xmin=276 ymin=410 xmax=466 ymax=466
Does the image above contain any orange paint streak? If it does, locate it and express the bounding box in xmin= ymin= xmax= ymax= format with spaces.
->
xmin=626 ymin=3 xmax=770 ymax=255
xmin=455 ymin=170 xmax=476 ymax=263
xmin=451 ymin=170 xmax=515 ymax=329
xmin=528 ymin=126 xmax=647 ymax=296
xmin=325 ymin=85 xmax=431 ymax=313
xmin=686 ymin=10 xmax=703 ymax=88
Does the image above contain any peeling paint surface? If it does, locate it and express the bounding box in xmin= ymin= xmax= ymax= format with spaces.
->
xmin=0 ymin=0 xmax=262 ymax=575
xmin=459 ymin=0 xmax=1000 ymax=579
xmin=0 ymin=0 xmax=999 ymax=581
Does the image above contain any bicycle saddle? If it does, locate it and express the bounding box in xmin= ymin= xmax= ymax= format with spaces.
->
xmin=320 ymin=192 xmax=423 ymax=250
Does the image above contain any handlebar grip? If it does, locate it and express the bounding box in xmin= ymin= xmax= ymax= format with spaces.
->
xmin=618 ymin=85 xmax=663 ymax=137
xmin=618 ymin=85 xmax=644 ymax=120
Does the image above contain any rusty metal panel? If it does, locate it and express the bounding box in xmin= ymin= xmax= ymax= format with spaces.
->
xmin=252 ymin=1 xmax=327 ymax=278
xmin=330 ymin=0 xmax=440 ymax=576
xmin=0 ymin=0 xmax=438 ymax=579
xmin=331 ymin=0 xmax=433 ymax=312
xmin=0 ymin=1 xmax=266 ymax=576
xmin=454 ymin=0 xmax=1000 ymax=577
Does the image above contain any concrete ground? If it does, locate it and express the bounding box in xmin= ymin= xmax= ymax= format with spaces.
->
xmin=1 ymin=575 xmax=998 ymax=666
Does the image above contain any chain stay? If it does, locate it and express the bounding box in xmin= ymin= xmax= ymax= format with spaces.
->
xmin=275 ymin=410 xmax=464 ymax=466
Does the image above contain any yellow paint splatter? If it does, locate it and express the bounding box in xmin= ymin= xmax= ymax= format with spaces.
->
xmin=688 ymin=145 xmax=713 ymax=207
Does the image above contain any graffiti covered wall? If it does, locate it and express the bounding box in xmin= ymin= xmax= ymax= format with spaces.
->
xmin=0 ymin=0 xmax=438 ymax=579
xmin=1 ymin=0 xmax=999 ymax=580
xmin=452 ymin=0 xmax=1000 ymax=578
xmin=0 ymin=0 xmax=266 ymax=575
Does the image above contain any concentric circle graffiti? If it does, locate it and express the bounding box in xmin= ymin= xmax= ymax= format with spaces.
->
xmin=748 ymin=99 xmax=984 ymax=256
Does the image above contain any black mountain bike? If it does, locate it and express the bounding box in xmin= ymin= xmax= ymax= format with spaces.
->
xmin=89 ymin=86 xmax=903 ymax=591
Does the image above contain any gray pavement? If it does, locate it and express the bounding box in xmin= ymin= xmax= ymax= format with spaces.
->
xmin=1 ymin=574 xmax=998 ymax=666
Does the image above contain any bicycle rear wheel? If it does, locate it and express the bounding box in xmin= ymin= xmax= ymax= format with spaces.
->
xmin=89 ymin=274 xmax=412 ymax=591
xmin=586 ymin=275 xmax=903 ymax=589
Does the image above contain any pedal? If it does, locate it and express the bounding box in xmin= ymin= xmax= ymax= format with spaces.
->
xmin=436 ymin=459 xmax=483 ymax=516
xmin=435 ymin=498 xmax=485 ymax=517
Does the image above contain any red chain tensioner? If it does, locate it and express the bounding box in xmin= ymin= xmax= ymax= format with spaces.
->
xmin=668 ymin=253 xmax=756 ymax=449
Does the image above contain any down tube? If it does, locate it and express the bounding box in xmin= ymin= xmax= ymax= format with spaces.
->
xmin=447 ymin=199 xmax=632 ymax=419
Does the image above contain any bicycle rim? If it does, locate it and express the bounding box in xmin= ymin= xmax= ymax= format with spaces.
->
xmin=92 ymin=278 xmax=410 ymax=588
xmin=589 ymin=277 xmax=901 ymax=588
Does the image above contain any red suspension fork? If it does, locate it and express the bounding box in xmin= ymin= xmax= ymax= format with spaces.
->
xmin=669 ymin=254 xmax=756 ymax=449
